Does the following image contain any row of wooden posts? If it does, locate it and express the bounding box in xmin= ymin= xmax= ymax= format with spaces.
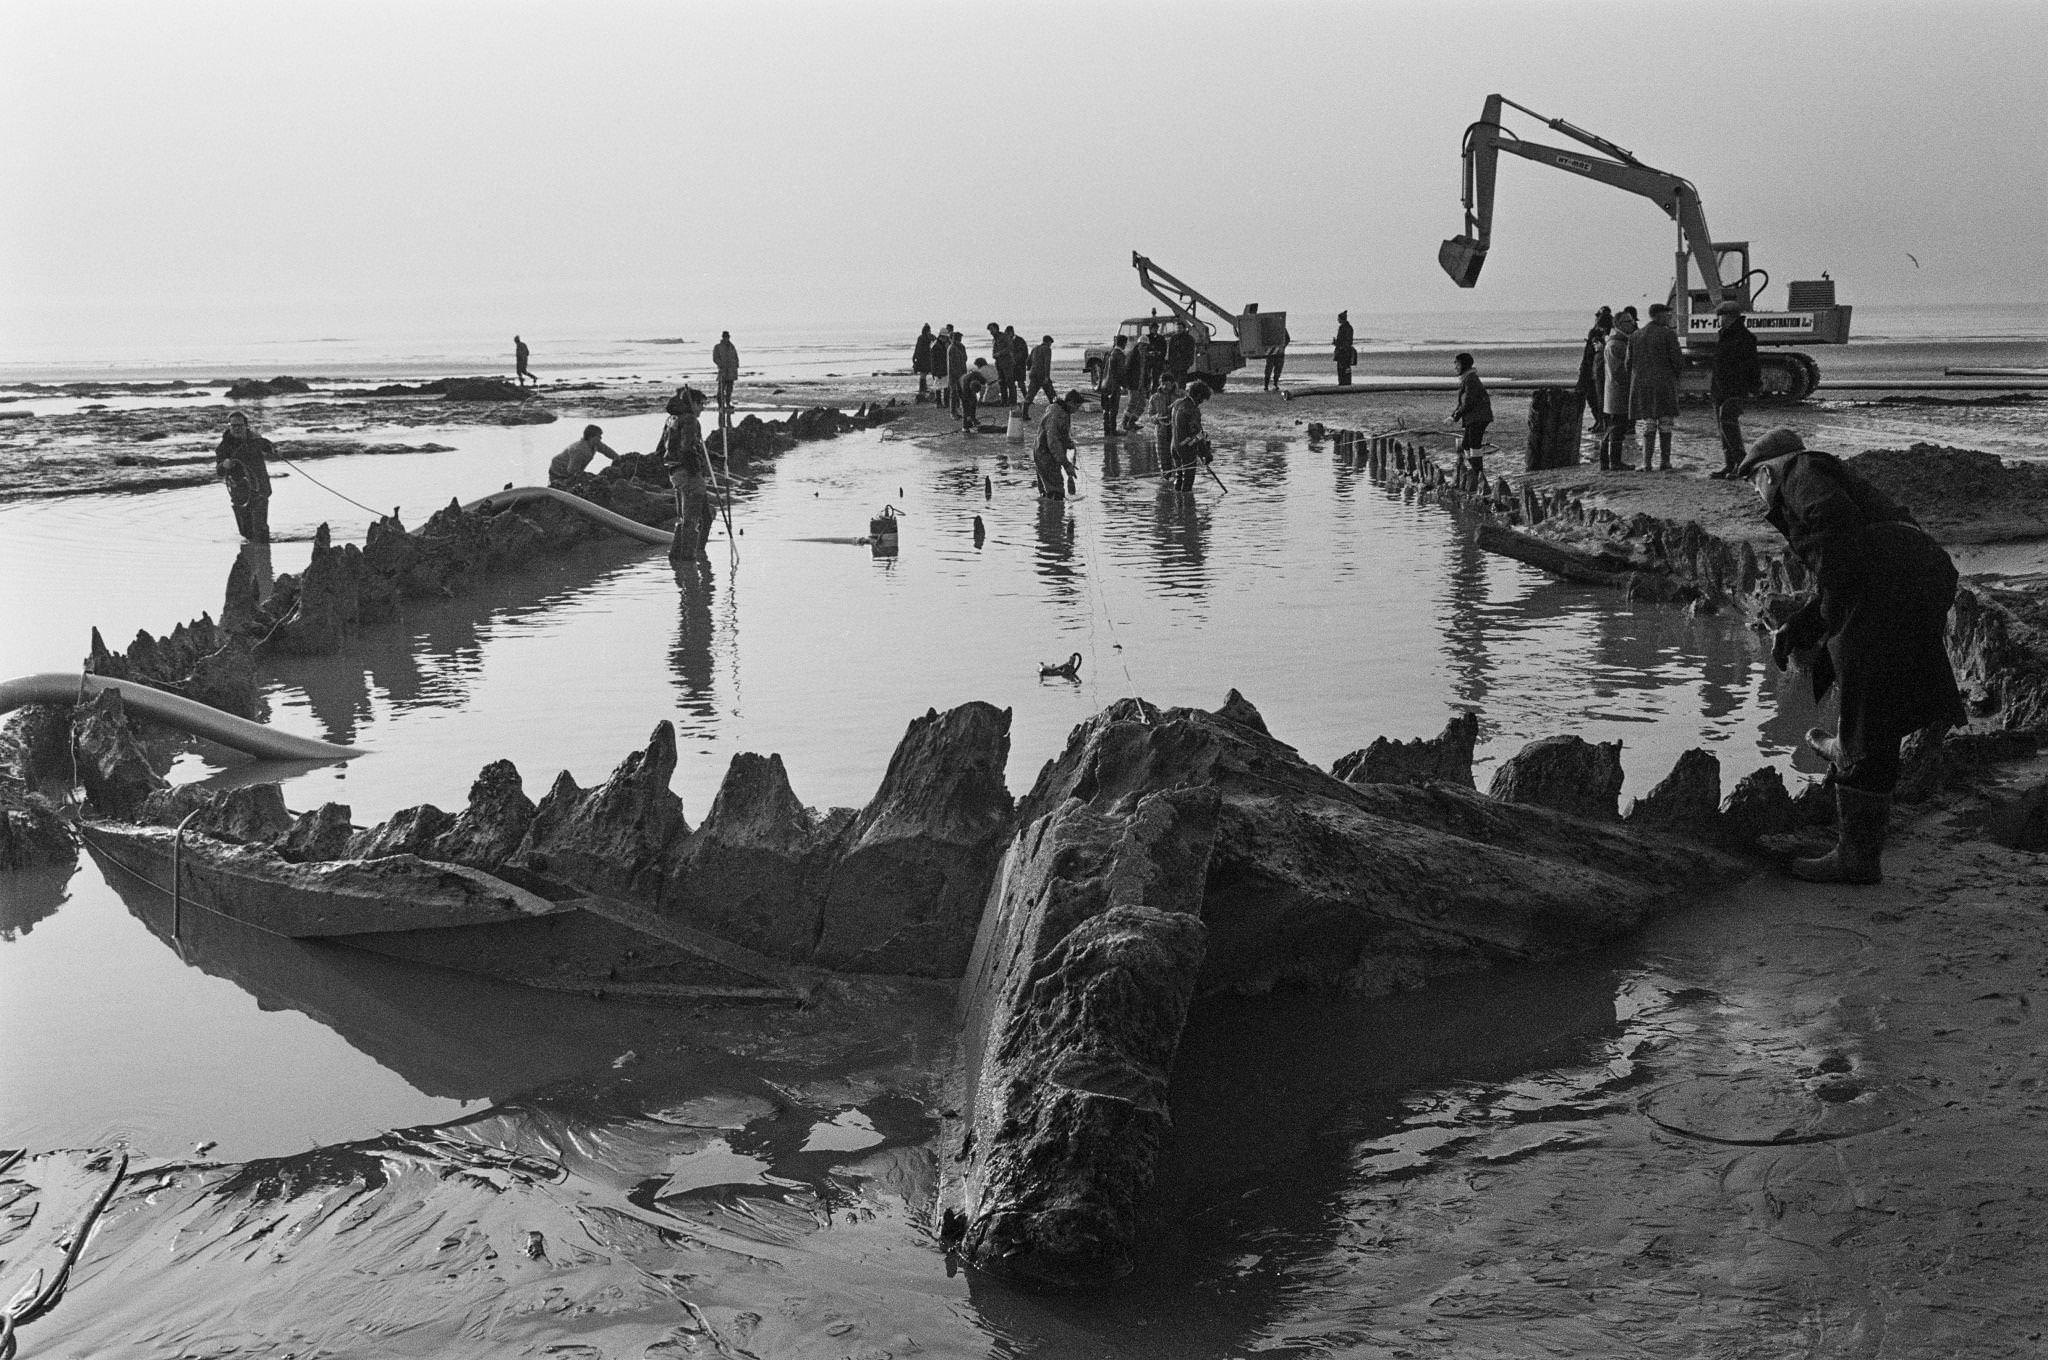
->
xmin=1321 ymin=426 xmax=1587 ymax=531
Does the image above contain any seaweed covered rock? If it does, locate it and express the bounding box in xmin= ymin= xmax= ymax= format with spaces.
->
xmin=1332 ymin=712 xmax=1480 ymax=789
xmin=225 ymin=375 xmax=312 ymax=400
xmin=347 ymin=804 xmax=456 ymax=860
xmin=949 ymin=789 xmax=1217 ymax=1287
xmin=1720 ymin=766 xmax=1795 ymax=847
xmin=71 ymin=688 xmax=166 ymax=820
xmin=274 ymin=803 xmax=357 ymax=863
xmin=139 ymin=782 xmax=294 ymax=844
xmin=516 ymin=722 xmax=691 ymax=901
xmin=810 ymin=702 xmax=1015 ymax=976
xmin=1 ymin=780 xmax=77 ymax=869
xmin=0 ymin=704 xmax=72 ymax=784
xmin=1487 ymin=734 xmax=1624 ymax=820
xmin=947 ymin=694 xmax=1748 ymax=1288
xmin=85 ymin=615 xmax=258 ymax=719
xmin=664 ymin=752 xmax=845 ymax=961
xmin=1626 ymin=748 xmax=1722 ymax=835
xmin=431 ymin=760 xmax=536 ymax=868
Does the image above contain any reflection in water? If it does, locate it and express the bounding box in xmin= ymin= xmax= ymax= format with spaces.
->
xmin=670 ymin=556 xmax=718 ymax=731
xmin=1151 ymin=479 xmax=1208 ymax=588
xmin=0 ymin=867 xmax=70 ymax=942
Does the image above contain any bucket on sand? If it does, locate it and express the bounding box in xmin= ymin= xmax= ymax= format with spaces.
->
xmin=1005 ymin=409 xmax=1027 ymax=442
xmin=869 ymin=504 xmax=900 ymax=558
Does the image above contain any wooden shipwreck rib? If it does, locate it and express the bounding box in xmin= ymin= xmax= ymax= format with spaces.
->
xmin=78 ymin=821 xmax=814 ymax=1006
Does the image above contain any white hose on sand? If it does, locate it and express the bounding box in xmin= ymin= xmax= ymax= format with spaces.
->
xmin=0 ymin=673 xmax=364 ymax=761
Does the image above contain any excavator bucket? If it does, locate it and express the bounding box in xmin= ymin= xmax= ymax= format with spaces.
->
xmin=1439 ymin=235 xmax=1487 ymax=288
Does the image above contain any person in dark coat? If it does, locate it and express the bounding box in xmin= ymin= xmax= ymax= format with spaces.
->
xmin=1022 ymin=335 xmax=1057 ymax=412
xmin=655 ymin=393 xmax=716 ymax=560
xmin=996 ymin=325 xmax=1022 ymax=405
xmin=1577 ymin=307 xmax=1612 ymax=435
xmin=1333 ymin=311 xmax=1356 ymax=386
xmin=1009 ymin=331 xmax=1031 ymax=399
xmin=214 ymin=411 xmax=273 ymax=542
xmin=1740 ymin=427 xmax=1966 ymax=884
xmin=514 ymin=335 xmax=535 ymax=387
xmin=1707 ymin=301 xmax=1763 ymax=477
xmin=1165 ymin=327 xmax=1194 ymax=385
xmin=1451 ymin=352 xmax=1493 ymax=453
xmin=945 ymin=329 xmax=969 ymax=415
xmin=1098 ymin=334 xmax=1129 ymax=440
xmin=960 ymin=359 xmax=991 ymax=434
xmin=912 ymin=324 xmax=935 ymax=401
xmin=1033 ymin=390 xmax=1083 ymax=498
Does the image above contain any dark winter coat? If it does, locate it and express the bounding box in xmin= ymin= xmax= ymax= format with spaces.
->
xmin=1100 ymin=346 xmax=1127 ymax=395
xmin=1767 ymin=451 xmax=1966 ymax=755
xmin=1628 ymin=318 xmax=1686 ymax=418
xmin=1453 ymin=369 xmax=1493 ymax=426
xmin=913 ymin=330 xmax=935 ymax=375
xmin=1710 ymin=321 xmax=1761 ymax=400
xmin=215 ymin=431 xmax=273 ymax=496
xmin=1029 ymin=341 xmax=1052 ymax=386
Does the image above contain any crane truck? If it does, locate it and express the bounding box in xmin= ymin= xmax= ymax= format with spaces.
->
xmin=1083 ymin=252 xmax=1287 ymax=391
xmin=1439 ymin=93 xmax=1852 ymax=401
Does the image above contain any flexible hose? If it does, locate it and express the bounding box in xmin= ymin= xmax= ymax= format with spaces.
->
xmin=0 ymin=673 xmax=364 ymax=761
xmin=459 ymin=486 xmax=675 ymax=546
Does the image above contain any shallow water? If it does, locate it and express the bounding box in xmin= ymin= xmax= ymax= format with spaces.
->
xmin=0 ymin=408 xmax=1853 ymax=1353
xmin=0 ymin=412 xmax=1829 ymax=1157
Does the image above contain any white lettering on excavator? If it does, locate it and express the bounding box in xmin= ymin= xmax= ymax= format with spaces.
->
xmin=1690 ymin=313 xmax=1816 ymax=333
xmin=1553 ymin=153 xmax=1596 ymax=174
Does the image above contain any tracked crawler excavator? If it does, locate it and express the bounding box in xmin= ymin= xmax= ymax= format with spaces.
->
xmin=1440 ymin=94 xmax=1852 ymax=401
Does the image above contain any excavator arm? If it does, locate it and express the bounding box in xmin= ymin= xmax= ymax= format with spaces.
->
xmin=1442 ymin=93 xmax=1726 ymax=306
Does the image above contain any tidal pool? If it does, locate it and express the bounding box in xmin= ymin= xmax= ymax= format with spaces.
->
xmin=0 ymin=410 xmax=1832 ymax=1354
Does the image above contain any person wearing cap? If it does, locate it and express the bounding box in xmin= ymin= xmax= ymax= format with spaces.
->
xmin=1629 ymin=302 xmax=1686 ymax=471
xmin=1333 ymin=311 xmax=1356 ymax=386
xmin=996 ymin=325 xmax=1022 ymax=405
xmin=1033 ymin=390 xmax=1084 ymax=499
xmin=549 ymin=423 xmax=620 ymax=486
xmin=1165 ymin=326 xmax=1195 ymax=386
xmin=214 ymin=411 xmax=274 ymax=542
xmin=1707 ymin=301 xmax=1762 ymax=478
xmin=1022 ymin=335 xmax=1057 ymax=414
xmin=1146 ymin=372 xmax=1181 ymax=464
xmin=1098 ymin=334 xmax=1130 ymax=440
xmin=1600 ymin=310 xmax=1639 ymax=470
xmin=1739 ymin=427 xmax=1965 ymax=884
xmin=1168 ymin=379 xmax=1212 ymax=496
xmin=1450 ymin=352 xmax=1493 ymax=456
xmin=655 ymin=391 xmax=715 ymax=560
xmin=1577 ymin=307 xmax=1613 ymax=436
xmin=712 ymin=331 xmax=740 ymax=411
xmin=911 ymin=324 xmax=936 ymax=402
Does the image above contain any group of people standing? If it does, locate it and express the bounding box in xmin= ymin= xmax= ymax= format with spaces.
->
xmin=1577 ymin=301 xmax=1760 ymax=473
xmin=912 ymin=324 xmax=1058 ymax=433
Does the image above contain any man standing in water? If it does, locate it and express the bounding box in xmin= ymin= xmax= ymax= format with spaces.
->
xmin=1098 ymin=334 xmax=1129 ymax=440
xmin=1034 ymin=390 xmax=1082 ymax=499
xmin=215 ymin=411 xmax=273 ymax=542
xmin=1742 ymin=427 xmax=1965 ymax=884
xmin=514 ymin=335 xmax=534 ymax=387
xmin=712 ymin=331 xmax=740 ymax=412
xmin=1168 ymin=379 xmax=1212 ymax=497
xmin=656 ymin=391 xmax=716 ymax=560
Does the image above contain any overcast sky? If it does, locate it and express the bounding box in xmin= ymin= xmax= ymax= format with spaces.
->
xmin=4 ymin=0 xmax=2044 ymax=351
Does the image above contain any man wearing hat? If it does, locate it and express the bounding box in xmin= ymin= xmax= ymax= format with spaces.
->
xmin=1033 ymin=390 xmax=1084 ymax=499
xmin=656 ymin=386 xmax=715 ymax=560
xmin=1707 ymin=300 xmax=1762 ymax=478
xmin=1739 ymin=427 xmax=1966 ymax=883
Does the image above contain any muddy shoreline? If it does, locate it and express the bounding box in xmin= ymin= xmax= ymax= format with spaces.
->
xmin=7 ymin=358 xmax=2048 ymax=1354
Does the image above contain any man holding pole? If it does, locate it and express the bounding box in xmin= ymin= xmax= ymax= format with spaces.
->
xmin=657 ymin=386 xmax=715 ymax=561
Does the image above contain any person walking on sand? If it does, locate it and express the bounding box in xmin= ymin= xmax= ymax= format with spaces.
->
xmin=656 ymin=391 xmax=715 ymax=560
xmin=1262 ymin=321 xmax=1290 ymax=391
xmin=514 ymin=335 xmax=535 ymax=387
xmin=1098 ymin=334 xmax=1130 ymax=440
xmin=1333 ymin=311 xmax=1356 ymax=387
xmin=1034 ymin=390 xmax=1083 ymax=499
xmin=1707 ymin=301 xmax=1762 ymax=478
xmin=1741 ymin=427 xmax=1966 ymax=884
xmin=912 ymin=323 xmax=935 ymax=402
xmin=1009 ymin=329 xmax=1031 ymax=403
xmin=986 ymin=324 xmax=1014 ymax=406
xmin=1022 ymin=335 xmax=1057 ymax=413
xmin=215 ymin=411 xmax=274 ymax=542
xmin=1630 ymin=302 xmax=1686 ymax=471
xmin=712 ymin=331 xmax=740 ymax=412
xmin=1601 ymin=309 xmax=1638 ymax=470
xmin=945 ymin=328 xmax=969 ymax=417
xmin=549 ymin=423 xmax=621 ymax=486
xmin=1451 ymin=352 xmax=1493 ymax=458
xmin=1577 ymin=307 xmax=1612 ymax=436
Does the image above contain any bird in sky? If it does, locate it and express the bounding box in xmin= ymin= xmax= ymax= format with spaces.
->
xmin=1906 ymin=252 xmax=1921 ymax=268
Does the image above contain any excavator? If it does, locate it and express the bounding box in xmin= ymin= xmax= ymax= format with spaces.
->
xmin=1084 ymin=253 xmax=1287 ymax=391
xmin=1439 ymin=93 xmax=1852 ymax=400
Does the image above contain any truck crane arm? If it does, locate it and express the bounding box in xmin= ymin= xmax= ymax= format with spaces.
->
xmin=1441 ymin=93 xmax=1725 ymax=306
xmin=1131 ymin=252 xmax=1238 ymax=344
